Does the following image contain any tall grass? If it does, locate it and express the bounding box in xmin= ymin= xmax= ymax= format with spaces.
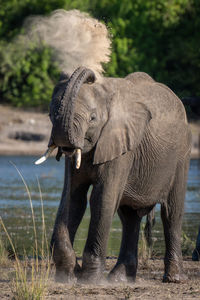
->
xmin=181 ymin=231 xmax=195 ymax=257
xmin=0 ymin=163 xmax=51 ymax=300
xmin=0 ymin=232 xmax=9 ymax=266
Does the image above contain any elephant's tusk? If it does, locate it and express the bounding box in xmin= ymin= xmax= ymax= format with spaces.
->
xmin=75 ymin=148 xmax=81 ymax=169
xmin=34 ymin=145 xmax=57 ymax=165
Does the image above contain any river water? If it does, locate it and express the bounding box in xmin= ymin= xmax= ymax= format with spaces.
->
xmin=0 ymin=156 xmax=200 ymax=256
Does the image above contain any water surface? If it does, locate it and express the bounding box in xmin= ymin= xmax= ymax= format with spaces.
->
xmin=0 ymin=156 xmax=200 ymax=256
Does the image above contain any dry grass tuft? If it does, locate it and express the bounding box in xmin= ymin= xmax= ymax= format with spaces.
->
xmin=0 ymin=232 xmax=10 ymax=267
xmin=139 ymin=223 xmax=152 ymax=268
xmin=0 ymin=163 xmax=52 ymax=300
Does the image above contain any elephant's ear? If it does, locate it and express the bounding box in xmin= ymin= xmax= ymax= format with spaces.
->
xmin=93 ymin=94 xmax=152 ymax=164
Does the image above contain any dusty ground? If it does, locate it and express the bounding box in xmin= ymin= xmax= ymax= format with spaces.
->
xmin=0 ymin=258 xmax=200 ymax=299
xmin=0 ymin=104 xmax=200 ymax=158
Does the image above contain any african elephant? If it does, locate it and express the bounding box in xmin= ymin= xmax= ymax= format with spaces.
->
xmin=37 ymin=67 xmax=191 ymax=283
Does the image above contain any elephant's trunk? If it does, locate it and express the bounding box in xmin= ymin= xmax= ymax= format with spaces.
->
xmin=35 ymin=68 xmax=96 ymax=167
xmin=52 ymin=67 xmax=96 ymax=148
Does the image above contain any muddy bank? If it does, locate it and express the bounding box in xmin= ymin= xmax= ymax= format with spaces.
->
xmin=0 ymin=104 xmax=200 ymax=158
xmin=0 ymin=258 xmax=200 ymax=299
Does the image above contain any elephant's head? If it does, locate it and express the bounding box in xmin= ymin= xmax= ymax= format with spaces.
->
xmin=35 ymin=67 xmax=109 ymax=167
xmin=35 ymin=67 xmax=151 ymax=168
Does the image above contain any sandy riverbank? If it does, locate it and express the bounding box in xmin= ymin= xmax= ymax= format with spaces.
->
xmin=1 ymin=258 xmax=200 ymax=299
xmin=0 ymin=105 xmax=51 ymax=156
xmin=0 ymin=104 xmax=200 ymax=158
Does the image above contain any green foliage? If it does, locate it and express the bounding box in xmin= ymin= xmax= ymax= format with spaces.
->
xmin=0 ymin=0 xmax=200 ymax=108
xmin=92 ymin=0 xmax=200 ymax=98
xmin=0 ymin=0 xmax=91 ymax=41
xmin=0 ymin=41 xmax=59 ymax=109
xmin=0 ymin=0 xmax=90 ymax=109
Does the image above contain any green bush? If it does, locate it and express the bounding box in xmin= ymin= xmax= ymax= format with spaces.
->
xmin=0 ymin=0 xmax=91 ymax=109
xmin=95 ymin=0 xmax=200 ymax=98
xmin=0 ymin=41 xmax=59 ymax=110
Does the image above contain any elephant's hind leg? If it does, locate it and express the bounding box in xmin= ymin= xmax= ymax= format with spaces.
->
xmin=161 ymin=162 xmax=189 ymax=283
xmin=192 ymin=225 xmax=200 ymax=261
xmin=108 ymin=205 xmax=142 ymax=282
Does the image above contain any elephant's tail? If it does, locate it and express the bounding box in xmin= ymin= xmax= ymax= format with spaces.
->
xmin=144 ymin=208 xmax=156 ymax=248
xmin=23 ymin=10 xmax=111 ymax=80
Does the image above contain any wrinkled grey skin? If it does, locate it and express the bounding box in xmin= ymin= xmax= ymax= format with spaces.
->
xmin=49 ymin=67 xmax=191 ymax=284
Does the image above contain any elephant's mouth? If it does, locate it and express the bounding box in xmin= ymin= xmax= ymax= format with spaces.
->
xmin=61 ymin=147 xmax=75 ymax=156
xmin=61 ymin=147 xmax=82 ymax=169
xmin=34 ymin=145 xmax=82 ymax=169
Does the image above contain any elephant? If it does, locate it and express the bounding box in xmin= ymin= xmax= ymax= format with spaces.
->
xmin=37 ymin=67 xmax=191 ymax=283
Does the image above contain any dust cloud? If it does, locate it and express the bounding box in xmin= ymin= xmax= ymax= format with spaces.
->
xmin=24 ymin=9 xmax=111 ymax=79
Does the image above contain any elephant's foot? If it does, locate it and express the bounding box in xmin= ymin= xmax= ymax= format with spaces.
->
xmin=108 ymin=263 xmax=136 ymax=283
xmin=163 ymin=261 xmax=187 ymax=283
xmin=192 ymin=248 xmax=200 ymax=261
xmin=51 ymin=223 xmax=77 ymax=283
xmin=163 ymin=272 xmax=187 ymax=283
xmin=54 ymin=260 xmax=81 ymax=283
xmin=55 ymin=268 xmax=76 ymax=284
xmin=78 ymin=269 xmax=106 ymax=284
xmin=79 ymin=253 xmax=106 ymax=284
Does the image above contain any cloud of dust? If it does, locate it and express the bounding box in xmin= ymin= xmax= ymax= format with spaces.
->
xmin=24 ymin=9 xmax=112 ymax=79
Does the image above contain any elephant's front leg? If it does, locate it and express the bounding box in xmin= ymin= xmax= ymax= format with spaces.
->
xmin=81 ymin=183 xmax=115 ymax=282
xmin=50 ymin=158 xmax=89 ymax=282
xmin=81 ymin=162 xmax=129 ymax=283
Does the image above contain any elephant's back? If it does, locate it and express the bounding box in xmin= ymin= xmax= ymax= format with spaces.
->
xmin=103 ymin=76 xmax=188 ymax=124
xmin=125 ymin=72 xmax=155 ymax=85
xmin=137 ymin=81 xmax=187 ymax=125
xmin=133 ymin=80 xmax=191 ymax=155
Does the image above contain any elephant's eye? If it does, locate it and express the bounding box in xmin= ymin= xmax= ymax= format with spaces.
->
xmin=89 ymin=112 xmax=97 ymax=123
